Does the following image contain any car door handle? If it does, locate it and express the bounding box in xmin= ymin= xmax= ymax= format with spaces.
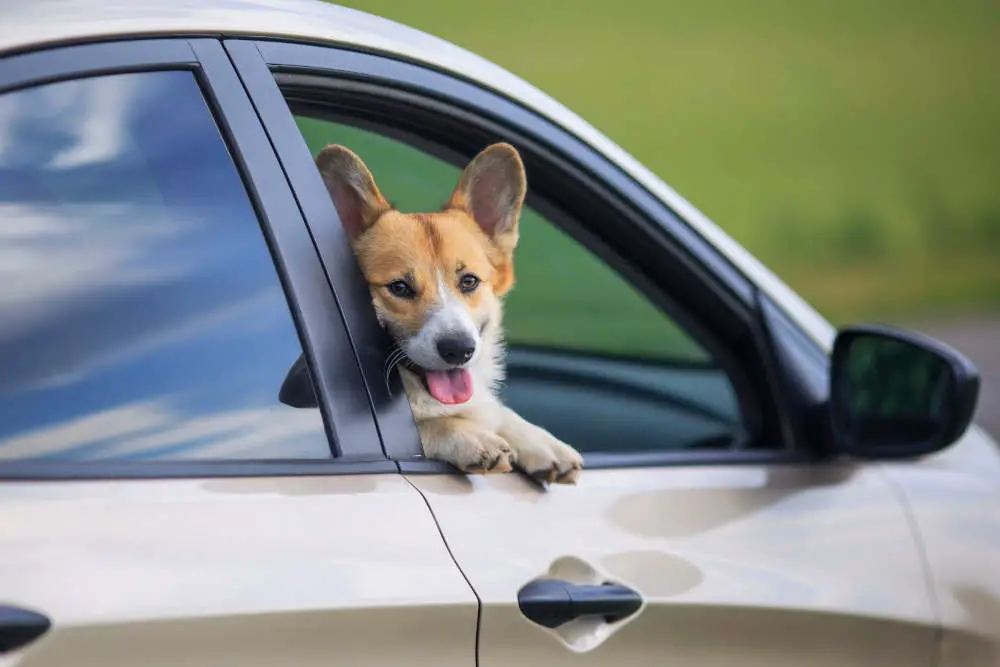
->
xmin=0 ymin=605 xmax=51 ymax=654
xmin=517 ymin=578 xmax=643 ymax=629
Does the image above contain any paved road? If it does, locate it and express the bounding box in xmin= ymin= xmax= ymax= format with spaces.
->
xmin=908 ymin=316 xmax=999 ymax=439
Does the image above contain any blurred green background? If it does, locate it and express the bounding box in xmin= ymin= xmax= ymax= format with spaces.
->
xmin=332 ymin=0 xmax=1000 ymax=325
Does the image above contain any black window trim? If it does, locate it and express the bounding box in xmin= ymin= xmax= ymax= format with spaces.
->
xmin=226 ymin=38 xmax=814 ymax=470
xmin=225 ymin=39 xmax=424 ymax=462
xmin=0 ymin=37 xmax=391 ymax=479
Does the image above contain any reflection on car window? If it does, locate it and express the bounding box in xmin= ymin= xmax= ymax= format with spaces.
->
xmin=288 ymin=114 xmax=745 ymax=454
xmin=0 ymin=71 xmax=330 ymax=461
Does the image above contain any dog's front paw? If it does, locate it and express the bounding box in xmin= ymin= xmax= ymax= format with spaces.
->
xmin=418 ymin=419 xmax=514 ymax=475
xmin=511 ymin=432 xmax=584 ymax=485
xmin=454 ymin=430 xmax=514 ymax=475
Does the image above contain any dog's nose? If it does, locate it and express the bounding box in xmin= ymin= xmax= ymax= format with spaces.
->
xmin=436 ymin=335 xmax=476 ymax=365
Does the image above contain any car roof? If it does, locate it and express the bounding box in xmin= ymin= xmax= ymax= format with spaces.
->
xmin=0 ymin=0 xmax=834 ymax=349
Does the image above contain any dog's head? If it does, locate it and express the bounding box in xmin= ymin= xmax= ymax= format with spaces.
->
xmin=316 ymin=142 xmax=526 ymax=406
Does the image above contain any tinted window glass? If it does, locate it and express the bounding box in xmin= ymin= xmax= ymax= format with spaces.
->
xmin=291 ymin=115 xmax=744 ymax=454
xmin=0 ymin=71 xmax=330 ymax=461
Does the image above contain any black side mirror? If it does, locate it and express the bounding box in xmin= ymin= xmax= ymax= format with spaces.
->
xmin=830 ymin=325 xmax=980 ymax=459
xmin=279 ymin=353 xmax=318 ymax=408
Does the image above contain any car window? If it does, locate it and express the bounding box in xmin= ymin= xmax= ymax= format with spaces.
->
xmin=0 ymin=71 xmax=330 ymax=461
xmin=292 ymin=115 xmax=745 ymax=454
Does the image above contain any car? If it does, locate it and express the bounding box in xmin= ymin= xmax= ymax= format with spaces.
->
xmin=0 ymin=1 xmax=997 ymax=665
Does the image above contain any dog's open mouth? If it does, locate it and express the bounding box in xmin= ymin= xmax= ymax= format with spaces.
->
xmin=401 ymin=359 xmax=474 ymax=405
xmin=423 ymin=368 xmax=474 ymax=405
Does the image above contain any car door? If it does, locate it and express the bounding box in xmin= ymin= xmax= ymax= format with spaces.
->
xmin=0 ymin=38 xmax=476 ymax=667
xmin=878 ymin=439 xmax=1000 ymax=666
xmin=231 ymin=40 xmax=941 ymax=666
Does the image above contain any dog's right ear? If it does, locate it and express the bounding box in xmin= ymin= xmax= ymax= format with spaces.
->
xmin=316 ymin=144 xmax=391 ymax=241
xmin=447 ymin=143 xmax=526 ymax=257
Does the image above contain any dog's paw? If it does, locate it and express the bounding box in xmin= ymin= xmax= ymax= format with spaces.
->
xmin=456 ymin=430 xmax=514 ymax=475
xmin=512 ymin=433 xmax=584 ymax=485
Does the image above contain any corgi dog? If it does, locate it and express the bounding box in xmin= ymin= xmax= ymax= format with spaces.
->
xmin=315 ymin=142 xmax=583 ymax=483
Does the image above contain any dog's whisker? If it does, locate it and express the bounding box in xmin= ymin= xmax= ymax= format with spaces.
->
xmin=383 ymin=349 xmax=404 ymax=375
xmin=385 ymin=352 xmax=403 ymax=371
xmin=383 ymin=348 xmax=407 ymax=396
xmin=383 ymin=356 xmax=398 ymax=375
xmin=383 ymin=346 xmax=402 ymax=366
xmin=383 ymin=352 xmax=399 ymax=371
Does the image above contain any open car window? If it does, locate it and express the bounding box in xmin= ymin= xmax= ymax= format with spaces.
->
xmin=290 ymin=115 xmax=747 ymax=455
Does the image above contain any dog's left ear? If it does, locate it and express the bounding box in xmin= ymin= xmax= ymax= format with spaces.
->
xmin=316 ymin=144 xmax=391 ymax=242
xmin=448 ymin=143 xmax=526 ymax=256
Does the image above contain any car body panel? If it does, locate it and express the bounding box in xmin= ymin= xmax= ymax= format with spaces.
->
xmin=0 ymin=475 xmax=476 ymax=665
xmin=880 ymin=431 xmax=1000 ymax=667
xmin=406 ymin=464 xmax=938 ymax=666
xmin=0 ymin=0 xmax=834 ymax=353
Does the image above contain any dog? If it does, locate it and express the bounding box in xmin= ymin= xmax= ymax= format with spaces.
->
xmin=315 ymin=142 xmax=583 ymax=484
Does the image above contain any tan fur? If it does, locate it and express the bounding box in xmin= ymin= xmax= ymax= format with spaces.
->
xmin=316 ymin=143 xmax=583 ymax=483
xmin=355 ymin=210 xmax=500 ymax=338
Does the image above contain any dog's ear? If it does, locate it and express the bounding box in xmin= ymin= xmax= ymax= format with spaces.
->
xmin=316 ymin=144 xmax=391 ymax=241
xmin=448 ymin=143 xmax=526 ymax=255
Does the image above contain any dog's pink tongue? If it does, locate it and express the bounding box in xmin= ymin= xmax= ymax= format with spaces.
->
xmin=425 ymin=369 xmax=473 ymax=405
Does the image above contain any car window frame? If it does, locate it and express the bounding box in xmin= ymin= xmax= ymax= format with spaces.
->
xmin=0 ymin=37 xmax=393 ymax=479
xmin=225 ymin=38 xmax=816 ymax=470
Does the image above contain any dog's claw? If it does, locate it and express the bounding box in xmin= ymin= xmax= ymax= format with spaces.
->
xmin=466 ymin=459 xmax=512 ymax=475
xmin=556 ymin=468 xmax=580 ymax=484
xmin=529 ymin=468 xmax=553 ymax=483
xmin=529 ymin=462 xmax=581 ymax=485
xmin=463 ymin=439 xmax=513 ymax=475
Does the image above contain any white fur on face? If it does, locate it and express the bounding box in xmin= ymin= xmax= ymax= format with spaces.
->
xmin=402 ymin=271 xmax=481 ymax=371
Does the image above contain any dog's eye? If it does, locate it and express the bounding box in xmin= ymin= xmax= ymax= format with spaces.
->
xmin=459 ymin=273 xmax=481 ymax=293
xmin=387 ymin=280 xmax=416 ymax=299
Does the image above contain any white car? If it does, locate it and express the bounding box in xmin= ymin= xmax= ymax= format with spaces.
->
xmin=0 ymin=1 xmax=997 ymax=665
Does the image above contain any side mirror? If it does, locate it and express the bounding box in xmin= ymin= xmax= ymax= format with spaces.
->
xmin=279 ymin=353 xmax=318 ymax=408
xmin=830 ymin=325 xmax=980 ymax=459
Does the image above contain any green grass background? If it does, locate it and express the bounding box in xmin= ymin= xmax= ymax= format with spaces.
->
xmin=327 ymin=0 xmax=1000 ymax=326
